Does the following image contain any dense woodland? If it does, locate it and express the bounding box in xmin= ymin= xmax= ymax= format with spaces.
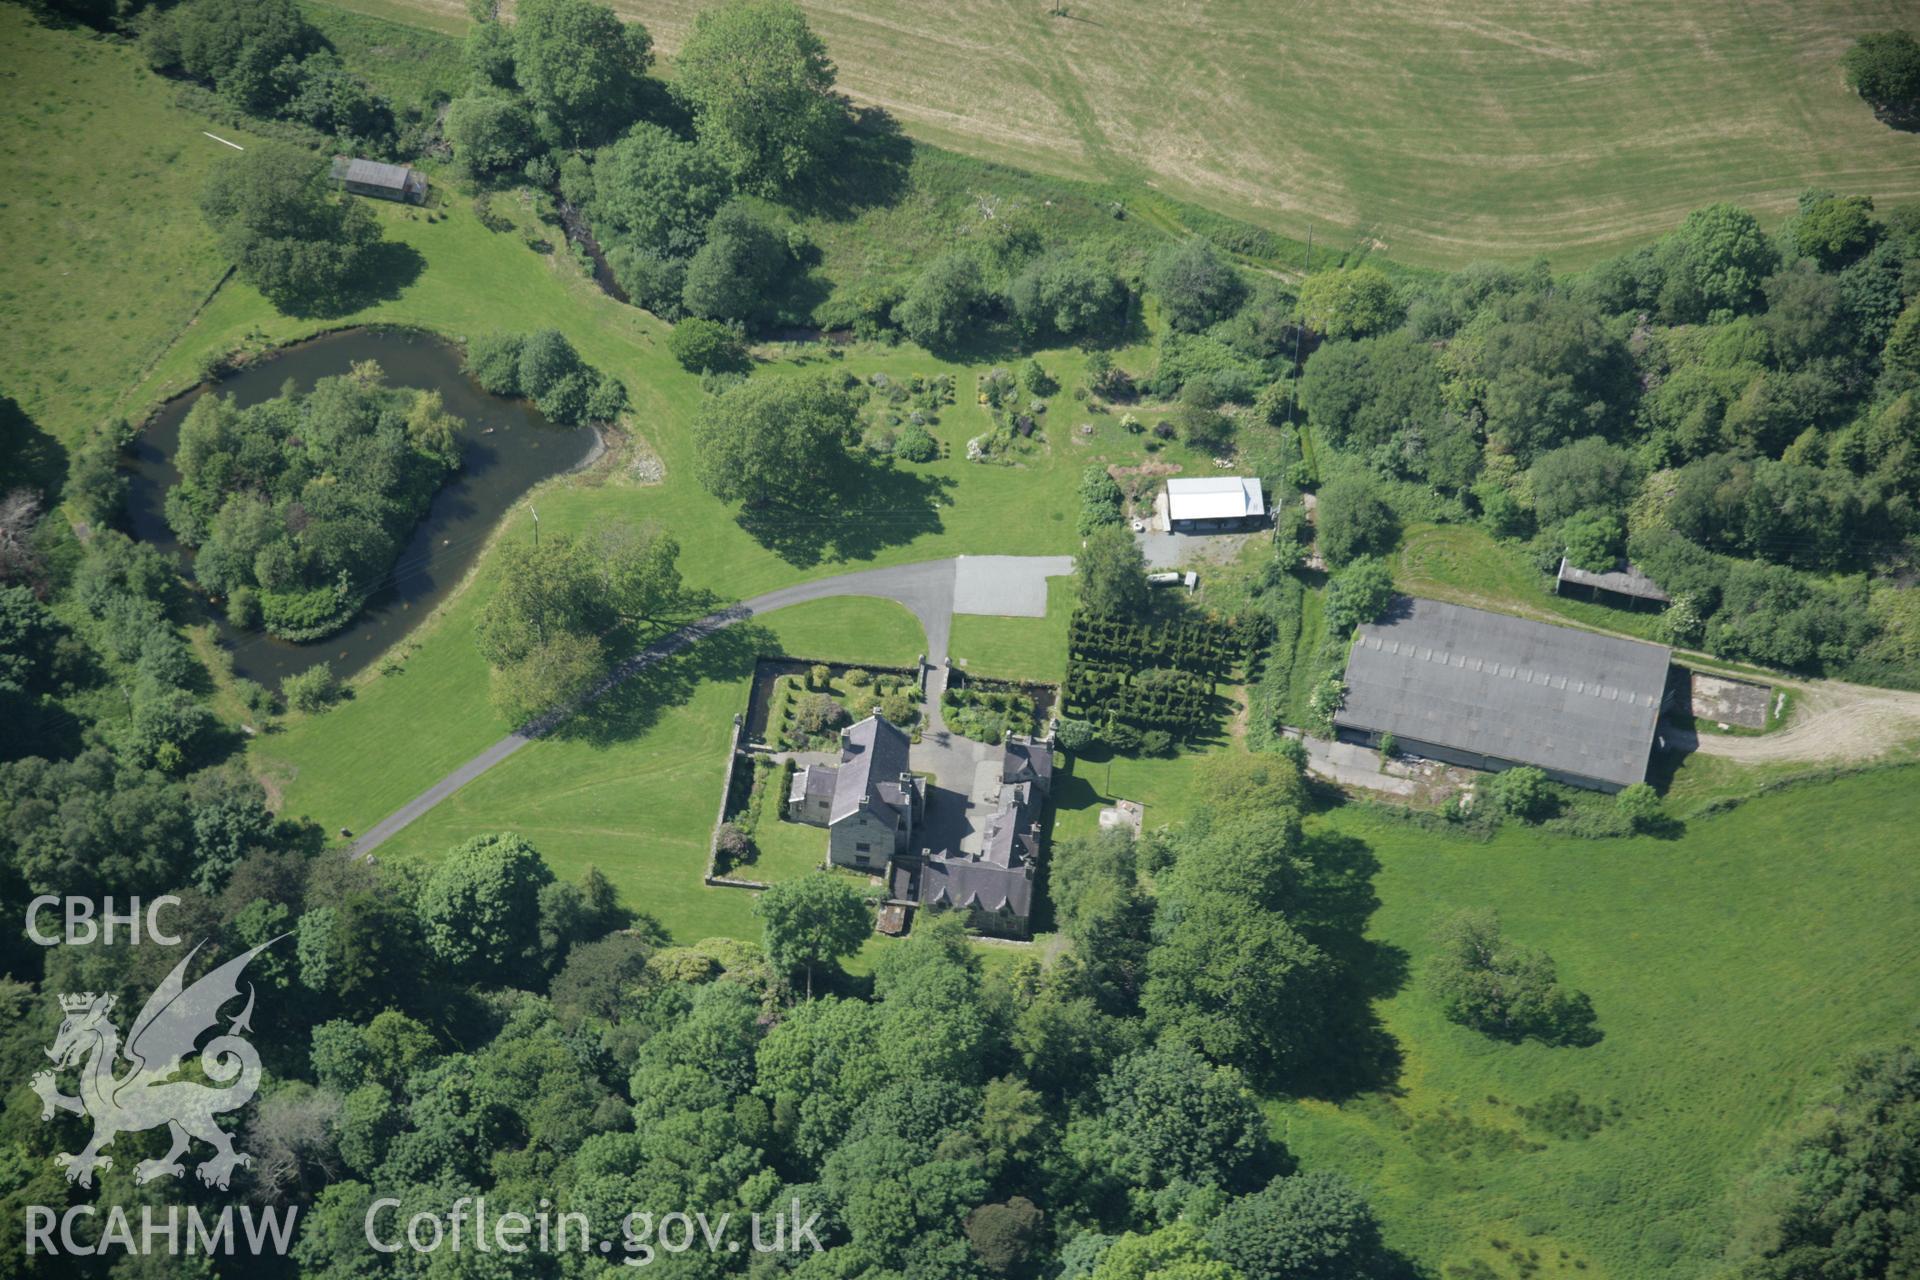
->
xmin=4 ymin=526 xmax=1418 ymax=1278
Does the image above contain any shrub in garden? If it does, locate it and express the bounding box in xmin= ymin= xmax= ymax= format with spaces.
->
xmin=1103 ymin=721 xmax=1142 ymax=753
xmin=1140 ymin=729 xmax=1174 ymax=756
xmin=714 ymin=822 xmax=752 ymax=871
xmin=793 ymin=692 xmax=847 ymax=739
xmin=893 ymin=424 xmax=938 ymax=461
xmin=809 ymin=663 xmax=830 ymax=689
xmin=1055 ymin=718 xmax=1095 ymax=751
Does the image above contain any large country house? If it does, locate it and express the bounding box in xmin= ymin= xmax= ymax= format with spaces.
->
xmin=786 ymin=714 xmax=925 ymax=871
xmin=787 ymin=713 xmax=1053 ymax=938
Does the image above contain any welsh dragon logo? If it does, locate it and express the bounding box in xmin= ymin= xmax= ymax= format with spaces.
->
xmin=31 ymin=937 xmax=284 ymax=1190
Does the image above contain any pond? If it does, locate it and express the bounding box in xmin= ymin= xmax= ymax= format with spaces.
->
xmin=126 ymin=328 xmax=599 ymax=688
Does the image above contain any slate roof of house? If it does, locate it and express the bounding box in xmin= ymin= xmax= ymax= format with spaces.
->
xmin=790 ymin=763 xmax=837 ymax=805
xmin=330 ymin=156 xmax=422 ymax=191
xmin=917 ymin=760 xmax=1045 ymax=920
xmin=1002 ymin=737 xmax=1053 ymax=793
xmin=1166 ymin=476 xmax=1265 ymax=523
xmin=829 ymin=714 xmax=913 ymax=824
xmin=1333 ymin=597 xmax=1671 ymax=789
xmin=1556 ymin=556 xmax=1671 ymax=603
xmin=919 ymin=859 xmax=1033 ymax=918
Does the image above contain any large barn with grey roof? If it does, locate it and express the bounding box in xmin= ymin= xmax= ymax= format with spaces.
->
xmin=1333 ymin=597 xmax=1672 ymax=792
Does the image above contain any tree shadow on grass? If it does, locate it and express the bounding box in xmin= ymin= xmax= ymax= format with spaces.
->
xmin=276 ymin=239 xmax=427 ymax=321
xmin=0 ymin=393 xmax=67 ymax=497
xmin=782 ymin=104 xmax=913 ymax=222
xmin=552 ymin=617 xmax=778 ymax=750
xmin=1287 ymin=828 xmax=1409 ymax=1102
xmin=734 ymin=456 xmax=954 ymax=568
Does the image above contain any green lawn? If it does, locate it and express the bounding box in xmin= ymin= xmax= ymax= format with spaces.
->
xmin=373 ymin=0 xmax=1917 ymax=268
xmin=357 ymin=596 xmax=924 ymax=941
xmin=1283 ymin=764 xmax=1920 ymax=1279
xmin=951 ymin=576 xmax=1077 ymax=684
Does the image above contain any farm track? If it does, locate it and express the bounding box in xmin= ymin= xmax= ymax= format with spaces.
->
xmin=1680 ymin=680 xmax=1920 ymax=764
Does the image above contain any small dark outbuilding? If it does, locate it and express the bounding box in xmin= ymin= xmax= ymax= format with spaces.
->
xmin=1555 ymin=556 xmax=1670 ymax=610
xmin=330 ymin=156 xmax=428 ymax=205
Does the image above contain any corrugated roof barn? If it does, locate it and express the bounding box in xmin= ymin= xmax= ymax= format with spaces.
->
xmin=1165 ymin=476 xmax=1265 ymax=527
xmin=1333 ymin=597 xmax=1672 ymax=791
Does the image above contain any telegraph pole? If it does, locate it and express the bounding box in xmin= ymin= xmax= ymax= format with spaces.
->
xmin=528 ymin=503 xmax=539 ymax=548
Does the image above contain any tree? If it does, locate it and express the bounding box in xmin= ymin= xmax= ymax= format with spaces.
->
xmin=464 ymin=8 xmax=517 ymax=88
xmin=1428 ymin=907 xmax=1597 ymax=1045
xmin=667 ymin=317 xmax=749 ymax=373
xmin=416 ymin=832 xmax=555 ymax=984
xmin=1081 ymin=1043 xmax=1268 ymax=1194
xmin=282 ymin=663 xmax=335 ymax=714
xmin=511 ymin=0 xmax=650 ymax=143
xmin=1474 ymin=292 xmax=1633 ymax=462
xmin=1560 ymin=507 xmax=1623 ymax=572
xmin=1885 ymin=300 xmax=1920 ymax=392
xmin=445 ymin=92 xmax=539 ymax=179
xmin=1658 ymin=203 xmax=1780 ymax=322
xmin=475 ymin=520 xmax=682 ymax=721
xmin=1299 ymin=331 xmax=1445 ymax=453
xmin=681 ymin=204 xmax=793 ymax=325
xmin=1615 ymin=782 xmax=1662 ymax=831
xmin=1079 ymin=464 xmax=1125 ymax=535
xmin=592 ymin=123 xmax=728 ymax=257
xmin=1484 ymin=764 xmax=1551 ymax=820
xmin=1296 ymin=267 xmax=1399 ymax=339
xmin=1077 ymin=524 xmax=1150 ymax=619
xmin=1010 ymin=251 xmax=1127 ymax=343
xmin=1789 ymin=192 xmax=1877 ymax=267
xmin=1091 ymin=1223 xmax=1236 ymax=1280
xmin=1051 ymin=829 xmax=1153 ymax=1004
xmin=1842 ymin=31 xmax=1920 ymax=120
xmin=1529 ymin=437 xmax=1638 ymax=526
xmin=792 ymin=691 xmax=847 ymax=738
xmin=1322 ymin=556 xmax=1396 ymax=634
xmin=673 ymin=0 xmax=842 ymax=193
xmin=692 ymin=368 xmax=861 ymax=507
xmin=1146 ymin=238 xmax=1245 ymax=333
xmin=894 ymin=251 xmax=990 ymax=351
xmin=199 ymin=143 xmax=381 ymax=314
xmin=142 ymin=0 xmax=319 ymax=113
xmin=1055 ymin=718 xmax=1095 ymax=751
xmin=1209 ymin=1172 xmax=1384 ymax=1280
xmin=965 ymin=1197 xmax=1045 ymax=1276
xmin=1732 ymin=1044 xmax=1920 ymax=1280
xmin=754 ymin=873 xmax=870 ymax=996
xmin=1315 ymin=476 xmax=1399 ymax=567
xmin=1144 ymin=813 xmax=1331 ymax=1078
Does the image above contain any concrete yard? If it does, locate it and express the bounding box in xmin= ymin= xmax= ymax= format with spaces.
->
xmin=951 ymin=554 xmax=1075 ymax=617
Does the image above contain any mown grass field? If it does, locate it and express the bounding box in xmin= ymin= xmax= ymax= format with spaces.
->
xmin=0 ymin=8 xmax=265 ymax=443
xmin=381 ymin=0 xmax=1919 ymax=267
xmin=1287 ymin=765 xmax=1920 ymax=1279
